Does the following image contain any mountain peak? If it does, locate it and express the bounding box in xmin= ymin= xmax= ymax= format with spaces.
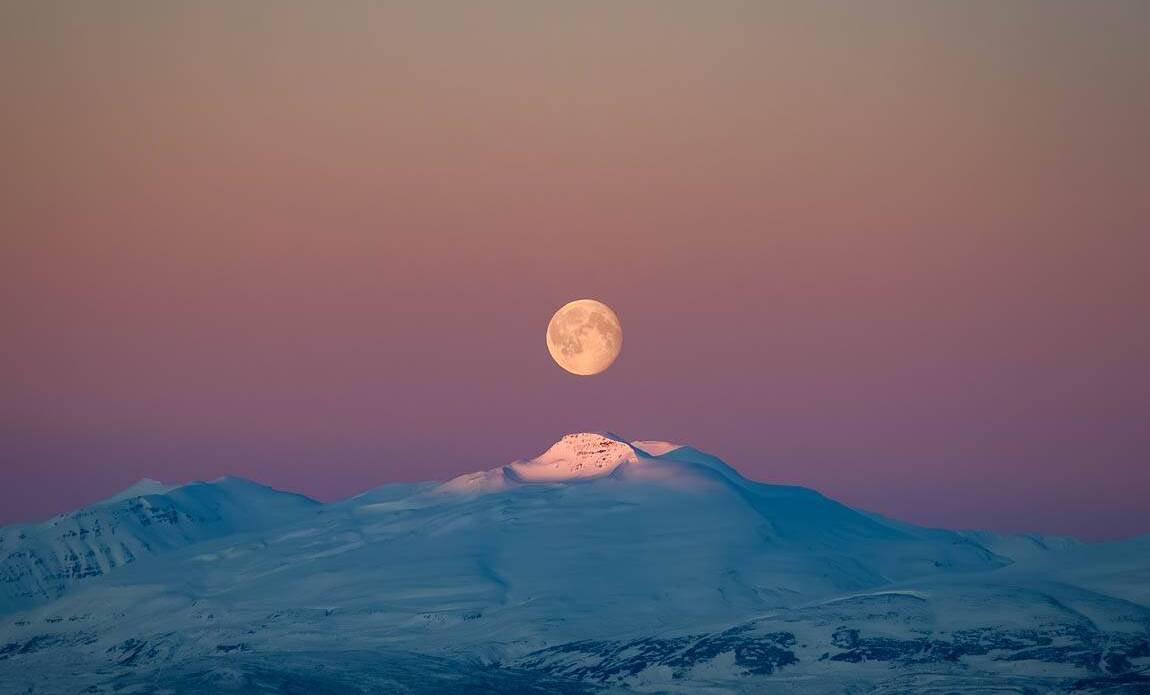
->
xmin=98 ymin=477 xmax=173 ymax=506
xmin=505 ymin=432 xmax=640 ymax=483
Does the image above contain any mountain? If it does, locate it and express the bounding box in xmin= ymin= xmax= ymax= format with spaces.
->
xmin=0 ymin=477 xmax=319 ymax=614
xmin=0 ymin=433 xmax=1147 ymax=694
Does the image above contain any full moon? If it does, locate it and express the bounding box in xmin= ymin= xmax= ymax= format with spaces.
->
xmin=546 ymin=299 xmax=623 ymax=376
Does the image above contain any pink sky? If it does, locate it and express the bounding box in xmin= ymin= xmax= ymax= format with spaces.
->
xmin=2 ymin=1 xmax=1148 ymax=539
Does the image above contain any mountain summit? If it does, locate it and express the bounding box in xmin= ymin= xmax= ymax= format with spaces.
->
xmin=506 ymin=432 xmax=639 ymax=482
xmin=0 ymin=434 xmax=1147 ymax=694
xmin=95 ymin=478 xmax=173 ymax=506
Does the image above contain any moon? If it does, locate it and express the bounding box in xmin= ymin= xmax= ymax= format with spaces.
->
xmin=546 ymin=299 xmax=623 ymax=376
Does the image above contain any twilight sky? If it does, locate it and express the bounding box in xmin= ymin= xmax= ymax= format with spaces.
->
xmin=2 ymin=1 xmax=1148 ymax=539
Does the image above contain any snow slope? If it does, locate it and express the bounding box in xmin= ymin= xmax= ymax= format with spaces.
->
xmin=0 ymin=433 xmax=1146 ymax=694
xmin=0 ymin=477 xmax=319 ymax=614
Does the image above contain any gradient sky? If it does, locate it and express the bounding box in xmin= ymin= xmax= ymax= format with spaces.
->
xmin=2 ymin=1 xmax=1148 ymax=540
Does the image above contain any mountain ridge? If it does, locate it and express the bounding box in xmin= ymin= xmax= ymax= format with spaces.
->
xmin=0 ymin=476 xmax=319 ymax=614
xmin=1 ymin=433 xmax=1146 ymax=693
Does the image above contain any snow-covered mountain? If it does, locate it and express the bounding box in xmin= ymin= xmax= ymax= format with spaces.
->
xmin=0 ymin=477 xmax=319 ymax=614
xmin=0 ymin=433 xmax=1146 ymax=694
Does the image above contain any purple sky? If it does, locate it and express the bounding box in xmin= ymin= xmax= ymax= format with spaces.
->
xmin=2 ymin=1 xmax=1148 ymax=539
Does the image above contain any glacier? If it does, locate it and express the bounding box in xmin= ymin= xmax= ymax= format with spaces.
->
xmin=0 ymin=432 xmax=1147 ymax=693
